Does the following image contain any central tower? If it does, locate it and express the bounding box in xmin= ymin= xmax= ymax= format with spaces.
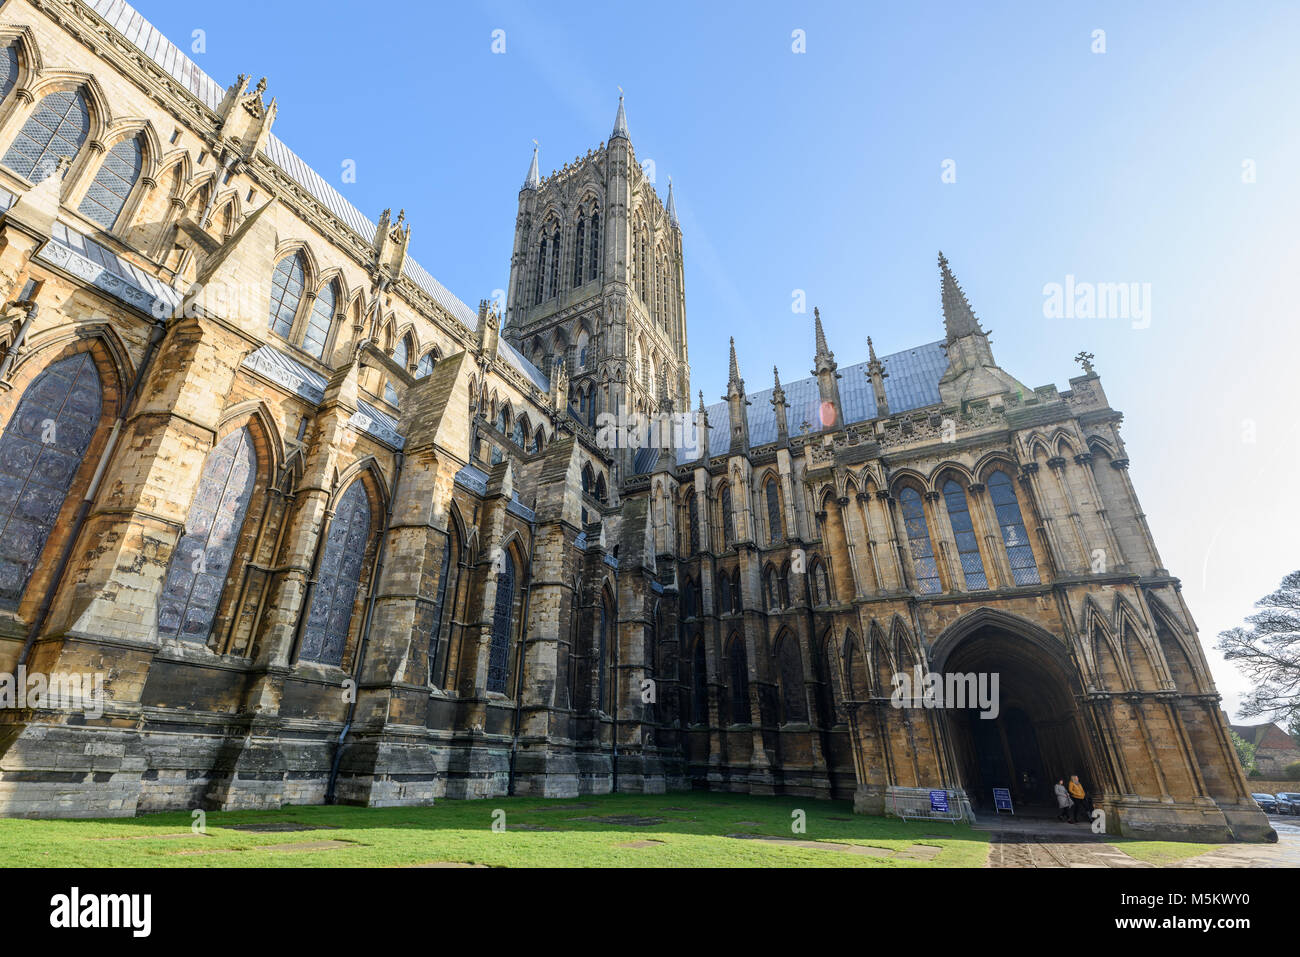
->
xmin=503 ymin=97 xmax=689 ymax=475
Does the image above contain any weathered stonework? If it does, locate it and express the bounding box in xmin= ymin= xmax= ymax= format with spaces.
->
xmin=0 ymin=0 xmax=1270 ymax=844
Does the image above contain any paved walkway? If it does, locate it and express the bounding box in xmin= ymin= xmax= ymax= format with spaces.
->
xmin=976 ymin=811 xmax=1300 ymax=868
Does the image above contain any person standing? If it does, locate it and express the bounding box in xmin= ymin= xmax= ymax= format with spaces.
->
xmin=1068 ymin=775 xmax=1088 ymax=824
xmin=1054 ymin=778 xmax=1072 ymax=822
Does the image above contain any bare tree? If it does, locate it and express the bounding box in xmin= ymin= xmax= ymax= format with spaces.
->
xmin=1218 ymin=570 xmax=1300 ymax=722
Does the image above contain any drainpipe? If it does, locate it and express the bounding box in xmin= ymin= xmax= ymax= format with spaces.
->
xmin=0 ymin=282 xmax=41 ymax=383
xmin=326 ymin=448 xmax=404 ymax=804
xmin=18 ymin=313 xmax=167 ymax=667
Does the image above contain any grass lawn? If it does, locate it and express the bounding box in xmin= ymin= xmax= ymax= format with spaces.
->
xmin=0 ymin=791 xmax=993 ymax=868
xmin=1111 ymin=839 xmax=1223 ymax=866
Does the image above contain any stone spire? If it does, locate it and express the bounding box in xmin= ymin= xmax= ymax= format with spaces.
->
xmin=695 ymin=389 xmax=710 ymax=464
xmin=771 ymin=365 xmax=790 ymax=439
xmin=611 ymin=94 xmax=629 ymax=141
xmin=666 ymin=178 xmax=679 ymax=227
xmin=810 ymin=307 xmax=842 ymax=430
xmin=866 ymin=335 xmax=890 ymax=418
xmin=522 ymin=144 xmax=540 ymax=190
xmin=813 ymin=306 xmax=833 ymax=363
xmin=724 ymin=337 xmax=750 ymax=453
xmin=938 ymin=251 xmax=984 ymax=342
xmin=934 ymin=252 xmax=1029 ymax=405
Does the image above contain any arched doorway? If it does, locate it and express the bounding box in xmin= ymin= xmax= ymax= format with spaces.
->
xmin=931 ymin=612 xmax=1100 ymax=814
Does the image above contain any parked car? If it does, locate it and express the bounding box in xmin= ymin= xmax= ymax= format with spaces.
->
xmin=1252 ymin=792 xmax=1279 ymax=814
xmin=1276 ymin=792 xmax=1300 ymax=815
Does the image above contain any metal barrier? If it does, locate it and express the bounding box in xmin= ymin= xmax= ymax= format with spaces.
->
xmin=885 ymin=785 xmax=973 ymax=824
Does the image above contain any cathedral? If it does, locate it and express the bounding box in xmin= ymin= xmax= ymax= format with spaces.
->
xmin=0 ymin=0 xmax=1270 ymax=841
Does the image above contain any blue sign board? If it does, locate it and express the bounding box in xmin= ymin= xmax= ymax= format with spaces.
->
xmin=992 ymin=787 xmax=1014 ymax=814
xmin=929 ymin=790 xmax=949 ymax=812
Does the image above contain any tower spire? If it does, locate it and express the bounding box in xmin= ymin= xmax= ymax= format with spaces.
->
xmin=522 ymin=143 xmax=540 ymax=190
xmin=938 ymin=251 xmax=984 ymax=341
xmin=772 ymin=365 xmax=789 ymax=439
xmin=813 ymin=306 xmax=833 ymax=362
xmin=866 ymin=335 xmax=890 ymax=418
xmin=611 ymin=93 xmax=629 ymax=141
xmin=728 ymin=336 xmax=741 ymax=387
xmin=666 ymin=177 xmax=679 ymax=227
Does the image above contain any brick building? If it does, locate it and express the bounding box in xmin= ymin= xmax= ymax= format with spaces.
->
xmin=0 ymin=0 xmax=1270 ymax=841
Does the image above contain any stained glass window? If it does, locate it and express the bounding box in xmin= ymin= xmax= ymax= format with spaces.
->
xmin=268 ymin=253 xmax=305 ymax=338
xmin=943 ymin=480 xmax=988 ymax=590
xmin=691 ymin=640 xmax=708 ymax=724
xmin=899 ymin=487 xmax=941 ymax=594
xmin=587 ymin=212 xmax=600 ymax=282
xmin=511 ymin=419 xmax=526 ymax=447
xmin=0 ymin=45 xmax=19 ymax=103
xmin=428 ymin=533 xmax=452 ymax=686
xmin=688 ymin=494 xmax=699 ymax=553
xmin=415 ymin=352 xmax=436 ymax=378
xmin=720 ymin=485 xmax=733 ymax=548
xmin=0 ymin=353 xmax=101 ymax=605
xmin=157 ymin=428 xmax=255 ymax=643
xmin=301 ymin=480 xmax=371 ymax=665
xmin=765 ymin=479 xmax=782 ymax=544
xmin=77 ymin=134 xmax=142 ymax=229
xmin=728 ymin=637 xmax=750 ymax=724
xmin=302 ymin=282 xmax=336 ymax=360
xmin=777 ymin=637 xmax=807 ymax=723
xmin=487 ymin=551 xmax=515 ymax=693
xmin=989 ymin=470 xmax=1040 ymax=585
xmin=2 ymin=89 xmax=89 ymax=182
xmin=596 ymin=595 xmax=609 ymax=711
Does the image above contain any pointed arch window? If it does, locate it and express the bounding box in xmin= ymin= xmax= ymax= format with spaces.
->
xmin=688 ymin=493 xmax=699 ymax=553
xmin=811 ymin=559 xmax=831 ymax=605
xmin=157 ymin=427 xmax=255 ymax=642
xmin=720 ymin=484 xmax=734 ymax=548
xmin=0 ymin=352 xmax=102 ymax=605
xmin=428 ymin=529 xmax=454 ymax=686
xmin=943 ymin=480 xmax=988 ymax=590
xmin=302 ymin=281 xmax=337 ymax=361
xmin=487 ymin=551 xmax=516 ymax=693
xmin=301 ymin=480 xmax=371 ymax=665
xmin=765 ymin=479 xmax=783 ymax=544
xmin=533 ymin=235 xmax=547 ymax=305
xmin=0 ymin=45 xmax=18 ymax=103
xmin=3 ymin=88 xmax=89 ymax=183
xmin=511 ymin=418 xmax=526 ymax=448
xmin=78 ymin=134 xmax=142 ymax=230
xmin=765 ymin=566 xmax=780 ymax=610
xmin=779 ymin=560 xmax=791 ymax=608
xmin=899 ymin=487 xmax=941 ymax=594
xmin=587 ymin=211 xmax=600 ymax=281
xmin=392 ymin=335 xmax=410 ymax=372
xmin=416 ymin=351 xmax=437 ymax=378
xmin=718 ymin=572 xmax=731 ymax=615
xmin=547 ymin=226 xmax=560 ymax=298
xmin=572 ymin=214 xmax=586 ymax=287
xmin=776 ymin=636 xmax=808 ymax=723
xmin=268 ymin=252 xmax=306 ymax=338
xmin=989 ymin=470 xmax=1040 ymax=585
xmin=596 ymin=591 xmax=610 ymax=711
xmin=728 ymin=636 xmax=750 ymax=724
xmin=691 ymin=639 xmax=708 ymax=724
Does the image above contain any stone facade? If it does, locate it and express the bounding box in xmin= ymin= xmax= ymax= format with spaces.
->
xmin=0 ymin=0 xmax=1271 ymax=842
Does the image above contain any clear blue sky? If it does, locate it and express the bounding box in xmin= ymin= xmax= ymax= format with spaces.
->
xmin=134 ymin=0 xmax=1300 ymax=720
